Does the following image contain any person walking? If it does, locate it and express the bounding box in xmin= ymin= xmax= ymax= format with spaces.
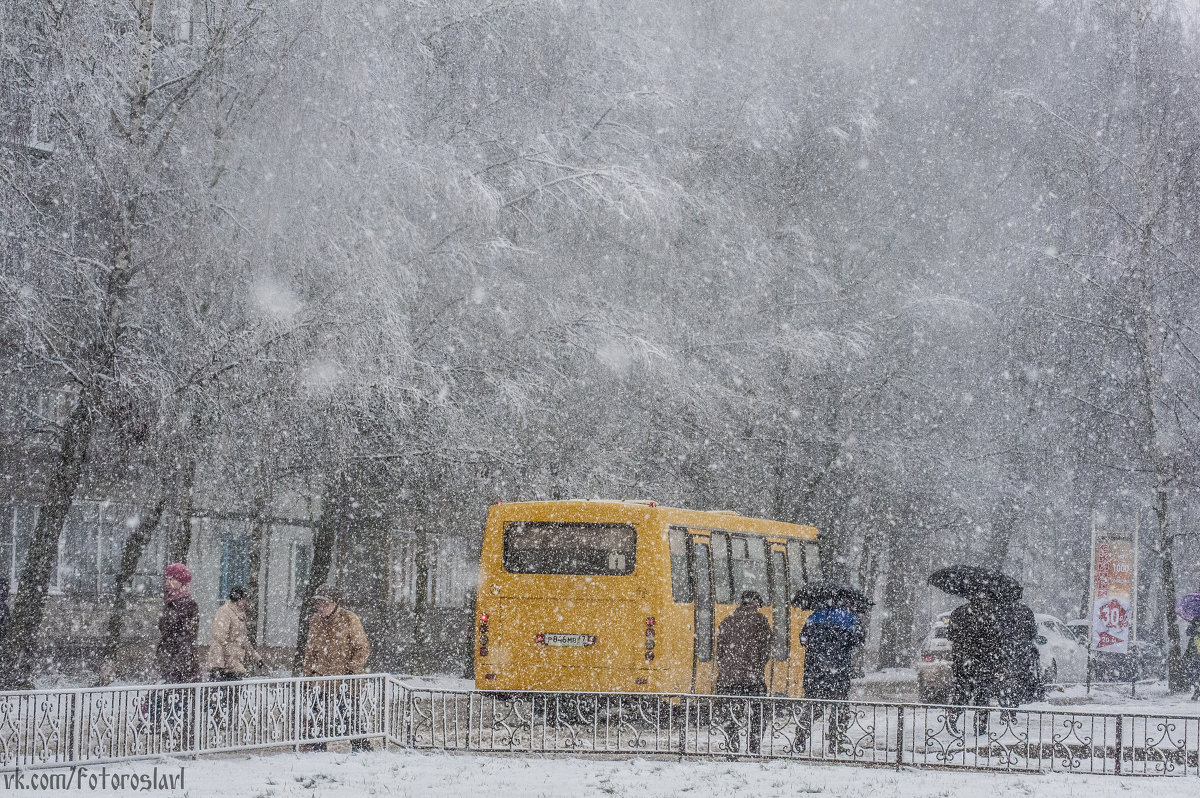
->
xmin=1184 ymin=618 xmax=1200 ymax=702
xmin=798 ymin=597 xmax=865 ymax=752
xmin=302 ymin=585 xmax=371 ymax=752
xmin=157 ymin=563 xmax=200 ymax=684
xmin=947 ymin=591 xmax=1002 ymax=736
xmin=153 ymin=563 xmax=199 ymax=735
xmin=715 ymin=590 xmax=772 ymax=754
xmin=206 ymin=585 xmax=262 ymax=681
xmin=995 ymin=597 xmax=1039 ymax=718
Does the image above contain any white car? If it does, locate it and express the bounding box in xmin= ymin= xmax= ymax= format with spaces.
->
xmin=1033 ymin=613 xmax=1089 ymax=685
xmin=915 ymin=610 xmax=1088 ymax=702
xmin=1064 ymin=618 xmax=1090 ymax=645
xmin=915 ymin=612 xmax=954 ymax=703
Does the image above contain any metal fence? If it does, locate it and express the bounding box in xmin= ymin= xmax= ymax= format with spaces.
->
xmin=400 ymin=687 xmax=1200 ymax=777
xmin=3 ymin=678 xmax=1198 ymax=777
xmin=0 ymin=675 xmax=390 ymax=770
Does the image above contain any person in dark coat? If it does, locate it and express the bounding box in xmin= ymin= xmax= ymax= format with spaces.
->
xmin=995 ymin=598 xmax=1040 ymax=715
xmin=947 ymin=592 xmax=1002 ymax=735
xmin=1185 ymin=618 xmax=1200 ymax=702
xmin=798 ymin=598 xmax=865 ymax=752
xmin=716 ymin=590 xmax=772 ymax=754
xmin=157 ymin=562 xmax=200 ymax=684
xmin=800 ymin=604 xmax=865 ymax=699
xmin=149 ymin=563 xmax=199 ymax=734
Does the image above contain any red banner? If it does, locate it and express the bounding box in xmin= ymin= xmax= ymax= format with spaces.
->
xmin=1091 ymin=537 xmax=1133 ymax=653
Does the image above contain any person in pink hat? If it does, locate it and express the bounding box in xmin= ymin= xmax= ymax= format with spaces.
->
xmin=157 ymin=562 xmax=200 ymax=684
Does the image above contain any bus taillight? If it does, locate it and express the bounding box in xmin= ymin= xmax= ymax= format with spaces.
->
xmin=645 ymin=617 xmax=655 ymax=661
xmin=478 ymin=613 xmax=490 ymax=657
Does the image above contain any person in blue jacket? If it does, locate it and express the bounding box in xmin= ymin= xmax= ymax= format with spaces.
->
xmin=798 ymin=596 xmax=865 ymax=752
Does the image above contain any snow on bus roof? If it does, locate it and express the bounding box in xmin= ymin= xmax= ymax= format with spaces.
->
xmin=558 ymin=499 xmax=744 ymax=513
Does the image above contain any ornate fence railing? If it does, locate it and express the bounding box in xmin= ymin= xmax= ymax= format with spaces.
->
xmin=3 ymin=678 xmax=1198 ymax=777
xmin=399 ymin=687 xmax=1200 ymax=777
xmin=0 ymin=674 xmax=391 ymax=770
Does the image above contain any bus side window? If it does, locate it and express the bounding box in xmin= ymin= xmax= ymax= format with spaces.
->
xmin=786 ymin=540 xmax=806 ymax=600
xmin=669 ymin=526 xmax=692 ymax=603
xmin=770 ymin=548 xmax=789 ymax=660
xmin=804 ymin=541 xmax=821 ymax=582
xmin=692 ymin=542 xmax=714 ymax=662
xmin=731 ymin=534 xmax=769 ymax=604
xmin=710 ymin=531 xmax=732 ymax=604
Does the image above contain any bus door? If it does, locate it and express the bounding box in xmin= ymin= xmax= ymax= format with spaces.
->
xmin=786 ymin=538 xmax=822 ymax=697
xmin=767 ymin=542 xmax=791 ymax=695
xmin=688 ymin=532 xmax=716 ymax=694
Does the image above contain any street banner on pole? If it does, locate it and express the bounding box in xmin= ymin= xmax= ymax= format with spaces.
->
xmin=1091 ymin=530 xmax=1134 ymax=654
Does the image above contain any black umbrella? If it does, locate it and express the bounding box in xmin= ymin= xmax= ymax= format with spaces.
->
xmin=792 ymin=582 xmax=873 ymax=614
xmin=928 ymin=565 xmax=1022 ymax=601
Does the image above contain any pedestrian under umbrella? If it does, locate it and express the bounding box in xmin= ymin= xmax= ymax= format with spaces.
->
xmin=795 ymin=581 xmax=869 ymax=754
xmin=929 ymin=565 xmax=1033 ymax=734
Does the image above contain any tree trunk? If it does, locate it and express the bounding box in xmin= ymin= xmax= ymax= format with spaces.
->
xmin=0 ymin=397 xmax=94 ymax=688
xmin=412 ymin=527 xmax=432 ymax=671
xmin=1154 ymin=483 xmax=1183 ymax=690
xmin=0 ymin=212 xmax=137 ymax=687
xmin=1133 ymin=290 xmax=1183 ymax=690
xmin=166 ymin=455 xmax=197 ymax=564
xmin=246 ymin=488 xmax=270 ymax=645
xmin=164 ymin=409 xmax=202 ymax=564
xmin=98 ymin=496 xmax=166 ymax=684
xmin=0 ymin=4 xmax=161 ymax=686
xmin=292 ymin=473 xmax=344 ymax=674
xmin=877 ymin=537 xmax=917 ymax=670
xmin=984 ymin=495 xmax=1017 ymax=569
xmin=852 ymin=532 xmax=881 ymax=677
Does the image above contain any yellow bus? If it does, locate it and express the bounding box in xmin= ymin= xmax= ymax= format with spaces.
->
xmin=473 ymin=499 xmax=822 ymax=696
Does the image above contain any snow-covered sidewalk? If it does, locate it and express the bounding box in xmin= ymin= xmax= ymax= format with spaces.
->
xmin=25 ymin=748 xmax=1200 ymax=797
xmin=1032 ymin=680 xmax=1200 ymax=716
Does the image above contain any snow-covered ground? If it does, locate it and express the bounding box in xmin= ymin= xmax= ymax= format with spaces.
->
xmin=1033 ymin=680 xmax=1200 ymax=716
xmin=391 ymin=674 xmax=475 ymax=692
xmin=28 ymin=748 xmax=1200 ymax=797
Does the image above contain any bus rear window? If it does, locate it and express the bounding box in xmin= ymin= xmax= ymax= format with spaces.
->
xmin=503 ymin=521 xmax=637 ymax=575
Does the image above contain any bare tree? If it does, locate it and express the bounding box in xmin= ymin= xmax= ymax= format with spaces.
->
xmin=0 ymin=0 xmax=303 ymax=687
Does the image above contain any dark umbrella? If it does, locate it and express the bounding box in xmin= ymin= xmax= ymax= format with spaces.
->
xmin=928 ymin=565 xmax=1022 ymax=601
xmin=792 ymin=582 xmax=873 ymax=614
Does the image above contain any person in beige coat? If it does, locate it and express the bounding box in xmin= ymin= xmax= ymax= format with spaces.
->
xmin=302 ymin=585 xmax=372 ymax=752
xmin=206 ymin=586 xmax=262 ymax=681
xmin=302 ymin=586 xmax=370 ymax=677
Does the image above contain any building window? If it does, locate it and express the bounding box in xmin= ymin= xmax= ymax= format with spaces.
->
xmin=389 ymin=531 xmax=441 ymax=606
xmin=219 ymin=535 xmax=250 ymax=600
xmin=54 ymin=501 xmax=162 ymax=599
xmin=389 ymin=533 xmax=415 ymax=604
xmin=6 ymin=506 xmax=61 ymax=593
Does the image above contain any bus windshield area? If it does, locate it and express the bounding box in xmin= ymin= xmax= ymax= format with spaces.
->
xmin=503 ymin=521 xmax=637 ymax=575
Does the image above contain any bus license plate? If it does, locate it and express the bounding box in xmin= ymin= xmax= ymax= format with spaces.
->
xmin=543 ymin=633 xmax=595 ymax=647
